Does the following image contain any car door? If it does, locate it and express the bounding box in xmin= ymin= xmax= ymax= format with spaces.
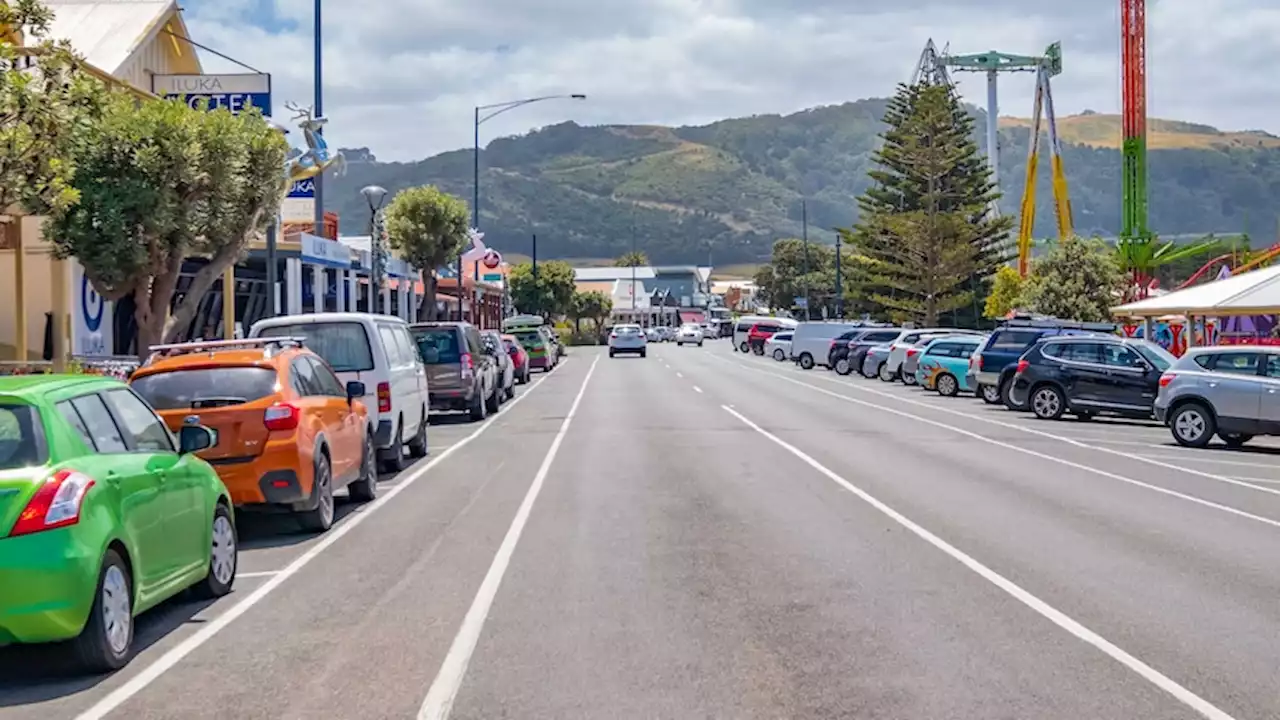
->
xmin=1255 ymin=354 xmax=1280 ymax=430
xmin=1052 ymin=341 xmax=1107 ymax=404
xmin=101 ymin=389 xmax=208 ymax=589
xmin=307 ymin=356 xmax=362 ymax=481
xmin=289 ymin=355 xmax=337 ymax=471
xmin=1098 ymin=344 xmax=1156 ymax=410
xmin=466 ymin=327 xmax=493 ymax=397
xmin=55 ymin=394 xmax=172 ymax=594
xmin=397 ymin=325 xmax=428 ymax=433
xmin=1204 ymin=351 xmax=1266 ymax=425
xmin=377 ymin=322 xmax=416 ymax=434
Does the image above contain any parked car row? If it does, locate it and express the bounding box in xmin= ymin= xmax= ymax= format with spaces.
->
xmin=780 ymin=316 xmax=1280 ymax=449
xmin=0 ymin=312 xmax=553 ymax=673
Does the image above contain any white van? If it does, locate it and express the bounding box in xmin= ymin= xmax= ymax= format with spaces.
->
xmin=789 ymin=321 xmax=875 ymax=369
xmin=250 ymin=313 xmax=430 ymax=473
xmin=732 ymin=315 xmax=798 ymax=353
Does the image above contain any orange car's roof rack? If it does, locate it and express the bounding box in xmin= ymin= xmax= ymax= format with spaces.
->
xmin=144 ymin=337 xmax=307 ymax=365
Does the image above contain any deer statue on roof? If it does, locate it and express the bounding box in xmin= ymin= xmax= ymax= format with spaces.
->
xmin=283 ymin=101 xmax=345 ymax=183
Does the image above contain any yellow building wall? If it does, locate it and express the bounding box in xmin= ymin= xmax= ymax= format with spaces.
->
xmin=0 ymin=216 xmax=65 ymax=362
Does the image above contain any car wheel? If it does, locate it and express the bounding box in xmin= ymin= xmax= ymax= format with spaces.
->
xmin=193 ymin=503 xmax=237 ymax=599
xmin=640 ymin=349 xmax=647 ymax=358
xmin=68 ymin=548 xmax=134 ymax=672
xmin=407 ymin=409 xmax=428 ymax=458
xmin=1219 ymin=432 xmax=1252 ymax=448
xmin=469 ymin=388 xmax=487 ymax=421
xmin=485 ymin=384 xmax=501 ymax=413
xmin=1171 ymin=403 xmax=1215 ymax=448
xmin=902 ymin=372 xmax=917 ymax=386
xmin=739 ymin=342 xmax=749 ymax=353
xmin=698 ymin=341 xmax=703 ymax=347
xmin=378 ymin=421 xmax=407 ymax=473
xmin=936 ymin=373 xmax=959 ymax=397
xmin=1000 ymin=377 xmax=1023 ymax=411
xmin=505 ymin=381 xmax=515 ymax=400
xmin=878 ymin=363 xmax=895 ymax=382
xmin=834 ymin=358 xmax=851 ymax=375
xmin=798 ymin=353 xmax=815 ymax=370
xmin=677 ymin=342 xmax=683 ymax=346
xmin=299 ymin=453 xmax=335 ymax=532
xmin=348 ymin=432 xmax=378 ymax=502
xmin=980 ymin=384 xmax=1001 ymax=404
xmin=609 ymin=349 xmax=616 ymax=358
xmin=1030 ymin=385 xmax=1066 ymax=420
xmin=1074 ymin=412 xmax=1095 ymax=421
xmin=773 ymin=348 xmax=786 ymax=361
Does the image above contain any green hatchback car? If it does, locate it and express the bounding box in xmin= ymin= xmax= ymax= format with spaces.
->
xmin=0 ymin=375 xmax=237 ymax=672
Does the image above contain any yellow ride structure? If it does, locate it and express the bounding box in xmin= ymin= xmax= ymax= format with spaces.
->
xmin=1014 ymin=44 xmax=1073 ymax=276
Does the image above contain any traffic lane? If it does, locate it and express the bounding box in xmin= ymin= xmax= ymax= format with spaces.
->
xmin=93 ymin=354 xmax=593 ymax=720
xmin=716 ymin=347 xmax=1280 ymax=523
xmin=0 ymin=360 xmax=577 ymax=720
xmin=671 ymin=344 xmax=1280 ymax=719
xmin=448 ymin=344 xmax=1194 ymax=720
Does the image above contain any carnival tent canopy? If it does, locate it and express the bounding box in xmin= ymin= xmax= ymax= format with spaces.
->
xmin=1112 ymin=264 xmax=1280 ymax=318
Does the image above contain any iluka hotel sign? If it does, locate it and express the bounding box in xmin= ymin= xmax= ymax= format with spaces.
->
xmin=152 ymin=74 xmax=272 ymax=116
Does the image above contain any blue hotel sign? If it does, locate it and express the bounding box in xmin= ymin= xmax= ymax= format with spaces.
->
xmin=288 ymin=178 xmax=315 ymax=198
xmin=152 ymin=74 xmax=272 ymax=117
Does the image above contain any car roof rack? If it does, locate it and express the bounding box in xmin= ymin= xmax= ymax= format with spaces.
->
xmin=144 ymin=337 xmax=306 ymax=365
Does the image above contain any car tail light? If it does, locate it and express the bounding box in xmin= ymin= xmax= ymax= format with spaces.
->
xmin=460 ymin=353 xmax=474 ymax=380
xmin=906 ymin=348 xmax=919 ymax=358
xmin=264 ymin=403 xmax=300 ymax=431
xmin=377 ymin=382 xmax=392 ymax=413
xmin=1015 ymin=359 xmax=1029 ymax=374
xmin=10 ymin=470 xmax=95 ymax=537
xmin=1159 ymin=373 xmax=1175 ymax=387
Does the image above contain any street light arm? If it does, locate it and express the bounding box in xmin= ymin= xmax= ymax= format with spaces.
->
xmin=476 ymin=94 xmax=586 ymax=125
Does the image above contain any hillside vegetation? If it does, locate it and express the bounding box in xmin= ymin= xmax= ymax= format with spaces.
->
xmin=328 ymin=100 xmax=1280 ymax=265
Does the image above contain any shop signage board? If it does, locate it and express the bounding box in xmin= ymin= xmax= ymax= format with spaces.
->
xmin=152 ymin=73 xmax=272 ymax=116
xmin=70 ymin=262 xmax=113 ymax=356
xmin=300 ymin=233 xmax=351 ymax=269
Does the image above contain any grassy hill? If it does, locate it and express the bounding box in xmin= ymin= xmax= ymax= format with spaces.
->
xmin=328 ymin=100 xmax=1280 ymax=265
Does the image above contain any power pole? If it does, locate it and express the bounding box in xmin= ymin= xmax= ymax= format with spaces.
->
xmin=801 ymin=200 xmax=810 ymax=320
xmin=835 ymin=235 xmax=843 ymax=319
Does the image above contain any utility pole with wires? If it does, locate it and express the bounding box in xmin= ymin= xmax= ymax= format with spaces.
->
xmin=801 ymin=200 xmax=811 ymax=320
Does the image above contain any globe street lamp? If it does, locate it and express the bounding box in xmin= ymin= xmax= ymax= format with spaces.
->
xmin=459 ymin=93 xmax=586 ymax=320
xmin=361 ymin=185 xmax=388 ymax=313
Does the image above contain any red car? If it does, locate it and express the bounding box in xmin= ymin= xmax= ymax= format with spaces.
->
xmin=502 ymin=333 xmax=532 ymax=384
xmin=747 ymin=323 xmax=780 ymax=355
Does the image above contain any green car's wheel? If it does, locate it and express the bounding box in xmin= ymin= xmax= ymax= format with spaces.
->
xmin=193 ymin=503 xmax=237 ymax=599
xmin=71 ymin=548 xmax=134 ymax=672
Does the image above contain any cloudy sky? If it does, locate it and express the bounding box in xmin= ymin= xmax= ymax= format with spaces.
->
xmin=183 ymin=0 xmax=1279 ymax=162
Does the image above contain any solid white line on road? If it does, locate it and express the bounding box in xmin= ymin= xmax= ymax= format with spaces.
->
xmin=418 ymin=355 xmax=599 ymax=720
xmin=711 ymin=356 xmax=1280 ymax=532
xmin=722 ymin=403 xmax=1237 ymax=720
xmin=235 ymin=571 xmax=281 ymax=579
xmin=693 ymin=386 xmax=703 ymax=393
xmin=676 ymin=372 xmax=683 ymax=378
xmin=74 ymin=363 xmax=564 ymax=720
xmin=720 ymin=355 xmax=1280 ymax=502
xmin=1139 ymin=453 xmax=1280 ymax=470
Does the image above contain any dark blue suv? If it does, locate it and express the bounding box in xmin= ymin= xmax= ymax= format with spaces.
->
xmin=966 ymin=317 xmax=1118 ymax=408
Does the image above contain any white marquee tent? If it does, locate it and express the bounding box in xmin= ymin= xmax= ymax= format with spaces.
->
xmin=1112 ymin=264 xmax=1280 ymax=318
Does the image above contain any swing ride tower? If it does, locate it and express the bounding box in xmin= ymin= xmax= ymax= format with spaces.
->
xmin=1120 ymin=0 xmax=1151 ymax=253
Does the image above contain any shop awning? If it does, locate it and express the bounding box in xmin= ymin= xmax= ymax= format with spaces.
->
xmin=679 ymin=311 xmax=705 ymax=324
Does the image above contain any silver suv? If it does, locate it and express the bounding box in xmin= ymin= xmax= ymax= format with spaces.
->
xmin=1154 ymin=346 xmax=1280 ymax=448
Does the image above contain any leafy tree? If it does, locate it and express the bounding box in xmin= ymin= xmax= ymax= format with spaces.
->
xmin=984 ymin=265 xmax=1025 ymax=319
xmin=1 ymin=0 xmax=106 ymax=218
xmin=383 ymin=185 xmax=470 ymax=321
xmin=614 ymin=250 xmax=648 ymax=267
xmin=752 ymin=238 xmax=844 ymax=318
xmin=47 ymin=94 xmax=288 ymax=357
xmin=848 ymin=82 xmax=1013 ymax=326
xmin=508 ymin=260 xmax=576 ymax=318
xmin=1021 ymin=236 xmax=1125 ymax=322
xmin=569 ymin=289 xmax=612 ymax=341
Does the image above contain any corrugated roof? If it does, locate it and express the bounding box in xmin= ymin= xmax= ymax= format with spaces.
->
xmin=574 ymin=266 xmax=656 ymax=281
xmin=44 ymin=0 xmax=174 ymax=74
xmin=1112 ymin=264 xmax=1280 ymax=317
xmin=574 ymin=281 xmax=615 ymax=295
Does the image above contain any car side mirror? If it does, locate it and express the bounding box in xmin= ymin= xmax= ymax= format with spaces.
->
xmin=346 ymin=381 xmax=366 ymax=403
xmin=179 ymin=425 xmax=216 ymax=454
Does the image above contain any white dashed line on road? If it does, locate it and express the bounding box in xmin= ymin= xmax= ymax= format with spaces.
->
xmin=693 ymin=386 xmax=703 ymax=393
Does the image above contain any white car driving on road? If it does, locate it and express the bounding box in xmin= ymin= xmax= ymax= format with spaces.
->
xmin=676 ymin=324 xmax=704 ymax=346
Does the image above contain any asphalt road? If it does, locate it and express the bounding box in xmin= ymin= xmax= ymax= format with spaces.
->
xmin=4 ymin=340 xmax=1280 ymax=719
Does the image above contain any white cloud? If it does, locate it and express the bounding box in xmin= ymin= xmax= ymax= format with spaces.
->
xmin=182 ymin=0 xmax=1280 ymax=161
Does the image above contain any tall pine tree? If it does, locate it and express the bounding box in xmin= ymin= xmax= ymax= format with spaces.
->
xmin=849 ymin=82 xmax=1013 ymax=326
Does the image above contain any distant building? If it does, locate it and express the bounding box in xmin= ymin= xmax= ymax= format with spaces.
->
xmin=572 ymin=265 xmax=714 ymax=326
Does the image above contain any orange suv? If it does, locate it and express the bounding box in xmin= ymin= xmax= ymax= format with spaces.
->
xmin=129 ymin=338 xmax=376 ymax=532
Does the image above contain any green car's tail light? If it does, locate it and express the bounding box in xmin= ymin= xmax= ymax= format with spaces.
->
xmin=263 ymin=403 xmax=300 ymax=431
xmin=10 ymin=470 xmax=95 ymax=537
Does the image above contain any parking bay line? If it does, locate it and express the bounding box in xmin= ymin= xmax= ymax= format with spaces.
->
xmin=74 ymin=361 xmax=566 ymax=720
xmin=721 ymin=403 xmax=1236 ymax=720
xmin=418 ymin=355 xmax=599 ymax=720
xmin=709 ymin=355 xmax=1280 ymax=532
xmin=723 ymin=355 xmax=1280 ymax=504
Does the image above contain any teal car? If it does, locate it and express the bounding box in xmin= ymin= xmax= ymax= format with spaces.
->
xmin=915 ymin=336 xmax=985 ymax=396
xmin=0 ymin=375 xmax=236 ymax=672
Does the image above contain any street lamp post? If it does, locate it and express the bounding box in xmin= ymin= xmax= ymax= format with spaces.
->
xmin=462 ymin=93 xmax=585 ymax=320
xmin=361 ymin=185 xmax=388 ymax=314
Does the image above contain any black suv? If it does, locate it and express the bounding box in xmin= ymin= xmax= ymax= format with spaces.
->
xmin=967 ymin=317 xmax=1118 ymax=408
xmin=829 ymin=328 xmax=903 ymax=375
xmin=1007 ymin=336 xmax=1176 ymax=421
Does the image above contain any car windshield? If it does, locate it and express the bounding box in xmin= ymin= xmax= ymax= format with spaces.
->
xmin=0 ymin=403 xmax=45 ymax=470
xmin=411 ymin=328 xmax=462 ymax=364
xmin=131 ymin=367 xmax=279 ymax=410
xmin=257 ymin=322 xmax=374 ymax=372
xmin=1134 ymin=342 xmax=1176 ymax=371
xmin=514 ymin=331 xmax=544 ymax=348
